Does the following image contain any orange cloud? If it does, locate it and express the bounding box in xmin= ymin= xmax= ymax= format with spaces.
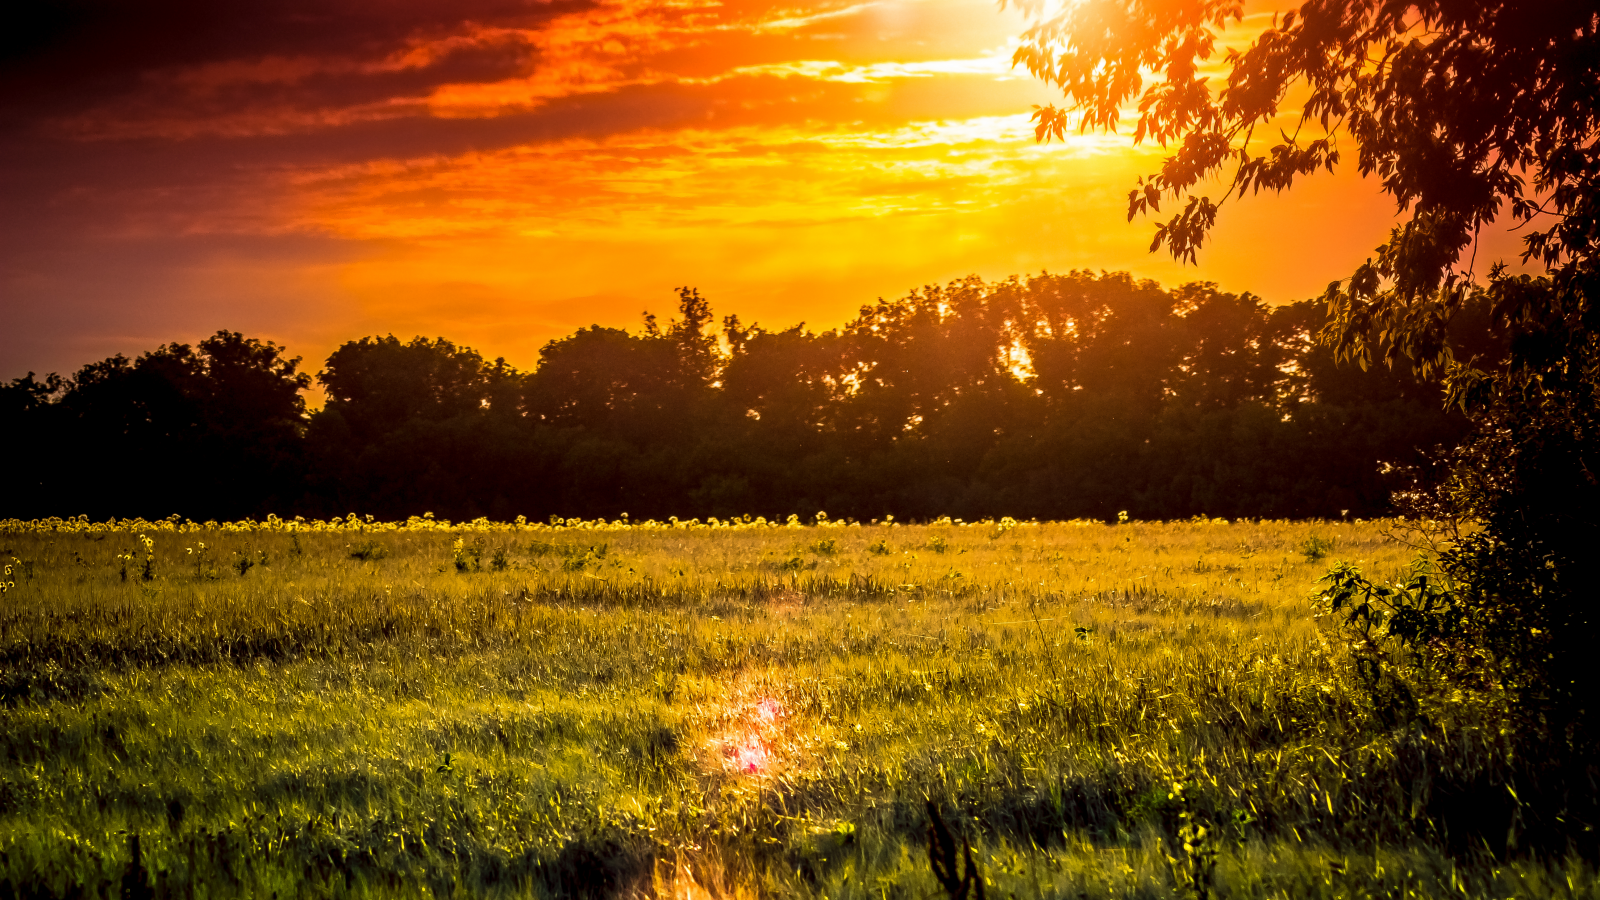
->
xmin=5 ymin=0 xmax=1511 ymax=385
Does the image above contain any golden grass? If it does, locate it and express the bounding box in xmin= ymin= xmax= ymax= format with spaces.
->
xmin=0 ymin=517 xmax=1590 ymax=898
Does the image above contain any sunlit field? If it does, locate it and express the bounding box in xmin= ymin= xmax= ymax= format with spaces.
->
xmin=0 ymin=515 xmax=1593 ymax=899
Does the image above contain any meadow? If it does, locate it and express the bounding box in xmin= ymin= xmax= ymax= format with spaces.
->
xmin=0 ymin=514 xmax=1592 ymax=899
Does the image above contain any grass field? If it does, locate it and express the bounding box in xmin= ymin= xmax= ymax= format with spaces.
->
xmin=0 ymin=515 xmax=1593 ymax=899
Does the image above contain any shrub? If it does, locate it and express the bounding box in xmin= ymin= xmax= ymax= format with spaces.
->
xmin=1301 ymin=535 xmax=1334 ymax=561
xmin=349 ymin=542 xmax=389 ymax=562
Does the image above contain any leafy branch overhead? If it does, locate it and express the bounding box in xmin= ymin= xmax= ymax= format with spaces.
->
xmin=1014 ymin=1 xmax=1600 ymax=336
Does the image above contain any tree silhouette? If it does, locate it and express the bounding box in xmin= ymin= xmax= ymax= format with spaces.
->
xmin=721 ymin=323 xmax=846 ymax=445
xmin=319 ymin=336 xmax=496 ymax=442
xmin=307 ymin=335 xmax=533 ymax=519
xmin=529 ymin=288 xmax=718 ymax=445
xmin=1021 ymin=271 xmax=1178 ymax=410
xmin=2 ymin=274 xmax=1477 ymax=524
xmin=1168 ymin=284 xmax=1282 ymax=410
xmin=17 ymin=332 xmax=310 ymax=519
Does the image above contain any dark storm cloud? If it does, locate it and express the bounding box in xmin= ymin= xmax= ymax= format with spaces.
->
xmin=0 ymin=0 xmax=591 ymax=132
xmin=1 ymin=65 xmax=1023 ymax=231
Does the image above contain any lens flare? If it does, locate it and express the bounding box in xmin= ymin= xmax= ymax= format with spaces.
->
xmin=713 ymin=696 xmax=788 ymax=775
xmin=733 ymin=737 xmax=770 ymax=773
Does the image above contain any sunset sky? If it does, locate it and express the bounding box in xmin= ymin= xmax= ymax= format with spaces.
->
xmin=0 ymin=0 xmax=1529 ymax=383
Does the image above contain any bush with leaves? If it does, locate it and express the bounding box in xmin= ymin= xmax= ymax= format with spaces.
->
xmin=1015 ymin=0 xmax=1600 ymax=755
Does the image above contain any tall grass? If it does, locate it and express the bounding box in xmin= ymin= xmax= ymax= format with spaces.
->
xmin=0 ymin=517 xmax=1590 ymax=898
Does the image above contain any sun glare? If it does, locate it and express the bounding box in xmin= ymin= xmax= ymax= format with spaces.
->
xmin=712 ymin=696 xmax=789 ymax=775
xmin=2 ymin=0 xmax=1399 ymax=396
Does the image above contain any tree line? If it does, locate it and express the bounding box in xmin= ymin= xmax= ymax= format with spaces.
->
xmin=2 ymin=270 xmax=1499 ymax=523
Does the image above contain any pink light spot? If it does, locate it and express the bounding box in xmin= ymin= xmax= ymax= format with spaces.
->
xmin=734 ymin=737 xmax=769 ymax=773
xmin=756 ymin=699 xmax=783 ymax=722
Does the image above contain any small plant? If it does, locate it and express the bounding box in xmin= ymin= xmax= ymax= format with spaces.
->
xmin=654 ymin=671 xmax=678 ymax=704
xmin=1301 ymin=535 xmax=1334 ymax=561
xmin=290 ymin=534 xmax=304 ymax=556
xmin=187 ymin=542 xmax=209 ymax=578
xmin=121 ymin=534 xmax=155 ymax=581
xmin=927 ymin=536 xmax=949 ymax=554
xmin=120 ymin=833 xmax=152 ymax=900
xmin=232 ymin=553 xmax=253 ymax=577
xmin=560 ymin=544 xmax=607 ymax=572
xmin=185 ymin=542 xmax=221 ymax=579
xmin=349 ymin=541 xmax=389 ymax=562
xmin=1117 ymin=510 xmax=1131 ymax=525
xmin=812 ymin=538 xmax=837 ymax=555
xmin=868 ymin=540 xmax=891 ymax=555
xmin=452 ymin=538 xmax=482 ymax=573
xmin=1316 ymin=558 xmax=1460 ymax=726
xmin=490 ymin=547 xmax=510 ymax=571
xmin=925 ymin=802 xmax=984 ymax=900
xmin=1165 ymin=782 xmax=1218 ymax=900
